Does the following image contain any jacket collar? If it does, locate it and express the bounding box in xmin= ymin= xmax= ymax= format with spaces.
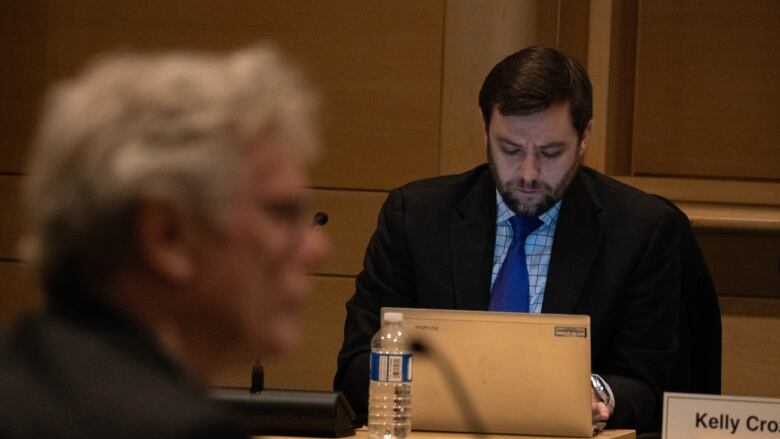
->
xmin=542 ymin=167 xmax=603 ymax=313
xmin=450 ymin=165 xmax=497 ymax=310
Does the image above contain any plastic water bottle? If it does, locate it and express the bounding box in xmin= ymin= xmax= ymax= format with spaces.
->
xmin=368 ymin=312 xmax=412 ymax=439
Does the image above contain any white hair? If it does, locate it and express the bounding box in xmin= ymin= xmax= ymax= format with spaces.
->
xmin=22 ymin=43 xmax=318 ymax=293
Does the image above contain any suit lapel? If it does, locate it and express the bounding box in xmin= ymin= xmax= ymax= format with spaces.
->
xmin=450 ymin=168 xmax=496 ymax=310
xmin=542 ymin=168 xmax=603 ymax=314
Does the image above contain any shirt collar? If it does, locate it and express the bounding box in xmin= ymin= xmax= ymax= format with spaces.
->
xmin=495 ymin=189 xmax=562 ymax=227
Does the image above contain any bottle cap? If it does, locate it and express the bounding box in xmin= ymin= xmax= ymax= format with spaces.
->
xmin=383 ymin=312 xmax=403 ymax=323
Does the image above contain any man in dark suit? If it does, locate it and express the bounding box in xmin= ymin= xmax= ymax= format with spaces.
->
xmin=0 ymin=44 xmax=327 ymax=438
xmin=335 ymin=46 xmax=681 ymax=433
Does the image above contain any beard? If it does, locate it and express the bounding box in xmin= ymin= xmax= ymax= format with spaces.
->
xmin=487 ymin=144 xmax=581 ymax=217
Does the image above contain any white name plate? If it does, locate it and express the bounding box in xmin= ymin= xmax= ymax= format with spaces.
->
xmin=663 ymin=392 xmax=780 ymax=439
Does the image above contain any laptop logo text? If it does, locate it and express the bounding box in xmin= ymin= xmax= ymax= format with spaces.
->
xmin=554 ymin=326 xmax=587 ymax=338
xmin=414 ymin=325 xmax=439 ymax=331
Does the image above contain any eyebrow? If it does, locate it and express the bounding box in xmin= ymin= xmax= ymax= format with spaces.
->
xmin=496 ymin=137 xmax=567 ymax=149
xmin=539 ymin=142 xmax=566 ymax=149
xmin=496 ymin=137 xmax=522 ymax=148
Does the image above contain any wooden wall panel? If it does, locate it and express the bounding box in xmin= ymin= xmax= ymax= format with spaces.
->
xmin=2 ymin=0 xmax=445 ymax=190
xmin=439 ymin=0 xmax=578 ymax=176
xmin=632 ymin=0 xmax=780 ymax=180
xmin=0 ymin=261 xmax=42 ymax=330
xmin=696 ymin=232 xmax=780 ymax=298
xmin=308 ymin=189 xmax=387 ymax=277
xmin=585 ymin=0 xmax=637 ymax=175
xmin=0 ymin=1 xmax=47 ymax=174
xmin=0 ymin=176 xmax=23 ymax=259
xmin=721 ymin=297 xmax=780 ymax=397
xmin=557 ymin=0 xmax=590 ymax=66
xmin=215 ymin=275 xmax=355 ymax=391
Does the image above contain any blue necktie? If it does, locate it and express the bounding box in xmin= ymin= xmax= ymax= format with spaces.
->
xmin=489 ymin=215 xmax=543 ymax=312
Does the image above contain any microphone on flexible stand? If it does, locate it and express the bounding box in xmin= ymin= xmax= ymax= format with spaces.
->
xmin=211 ymin=210 xmax=357 ymax=437
xmin=409 ymin=338 xmax=487 ymax=437
xmin=250 ymin=360 xmax=264 ymax=394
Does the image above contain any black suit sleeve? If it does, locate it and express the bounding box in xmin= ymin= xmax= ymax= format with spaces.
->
xmin=333 ymin=189 xmax=418 ymax=421
xmin=601 ymin=206 xmax=681 ymax=432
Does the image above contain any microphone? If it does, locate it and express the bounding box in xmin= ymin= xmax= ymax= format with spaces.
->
xmin=211 ymin=363 xmax=356 ymax=437
xmin=312 ymin=211 xmax=328 ymax=226
xmin=211 ymin=211 xmax=352 ymax=435
xmin=409 ymin=338 xmax=487 ymax=437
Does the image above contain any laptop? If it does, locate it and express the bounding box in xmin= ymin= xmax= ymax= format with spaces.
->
xmin=381 ymin=307 xmax=593 ymax=437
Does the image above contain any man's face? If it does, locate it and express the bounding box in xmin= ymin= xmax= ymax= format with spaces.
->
xmin=486 ymin=102 xmax=590 ymax=216
xmin=191 ymin=141 xmax=327 ymax=362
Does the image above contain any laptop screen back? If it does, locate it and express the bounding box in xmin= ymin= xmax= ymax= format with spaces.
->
xmin=381 ymin=308 xmax=593 ymax=438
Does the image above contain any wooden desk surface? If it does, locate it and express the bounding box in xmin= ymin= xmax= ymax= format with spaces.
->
xmin=261 ymin=427 xmax=635 ymax=439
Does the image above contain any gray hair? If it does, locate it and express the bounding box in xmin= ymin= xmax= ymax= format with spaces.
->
xmin=22 ymin=43 xmax=318 ymax=294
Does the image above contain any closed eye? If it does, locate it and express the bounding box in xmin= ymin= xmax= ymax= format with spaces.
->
xmin=540 ymin=148 xmax=563 ymax=158
xmin=261 ymin=199 xmax=306 ymax=225
xmin=499 ymin=142 xmax=523 ymax=155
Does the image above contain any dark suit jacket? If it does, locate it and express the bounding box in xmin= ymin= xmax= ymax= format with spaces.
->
xmin=0 ymin=292 xmax=247 ymax=439
xmin=335 ymin=164 xmax=682 ymax=433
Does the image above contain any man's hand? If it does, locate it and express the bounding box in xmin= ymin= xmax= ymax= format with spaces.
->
xmin=592 ymin=387 xmax=612 ymax=432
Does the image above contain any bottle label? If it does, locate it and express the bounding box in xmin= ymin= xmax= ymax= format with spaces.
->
xmin=370 ymin=352 xmax=413 ymax=382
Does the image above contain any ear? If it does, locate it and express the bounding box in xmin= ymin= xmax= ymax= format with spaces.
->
xmin=578 ymin=119 xmax=593 ymax=156
xmin=480 ymin=106 xmax=491 ymax=145
xmin=134 ymin=199 xmax=197 ymax=285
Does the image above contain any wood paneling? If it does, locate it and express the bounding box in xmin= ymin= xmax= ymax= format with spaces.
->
xmin=679 ymin=202 xmax=780 ymax=234
xmin=215 ymin=275 xmax=355 ymax=391
xmin=0 ymin=1 xmax=47 ymax=173
xmin=0 ymin=175 xmax=23 ymax=260
xmin=617 ymin=176 xmax=780 ymax=206
xmin=721 ymin=296 xmax=780 ymax=397
xmin=557 ymin=0 xmax=590 ymax=66
xmin=696 ymin=232 xmax=780 ymax=298
xmin=2 ymin=0 xmax=445 ymax=190
xmin=439 ymin=0 xmax=578 ymax=176
xmin=633 ymin=0 xmax=780 ymax=180
xmin=585 ymin=0 xmax=637 ymax=175
xmin=308 ymin=189 xmax=387 ymax=277
xmin=0 ymin=261 xmax=42 ymax=330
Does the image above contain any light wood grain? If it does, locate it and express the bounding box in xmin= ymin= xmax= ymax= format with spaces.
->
xmin=616 ymin=176 xmax=780 ymax=207
xmin=3 ymin=0 xmax=446 ymax=190
xmin=632 ymin=0 xmax=780 ymax=180
xmin=679 ymin=202 xmax=780 ymax=234
xmin=215 ymin=275 xmax=355 ymax=391
xmin=439 ymin=0 xmax=561 ymax=176
xmin=721 ymin=296 xmax=780 ymax=398
xmin=308 ymin=189 xmax=387 ymax=277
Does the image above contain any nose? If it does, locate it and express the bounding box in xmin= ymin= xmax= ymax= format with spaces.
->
xmin=517 ymin=153 xmax=539 ymax=185
xmin=298 ymin=226 xmax=329 ymax=273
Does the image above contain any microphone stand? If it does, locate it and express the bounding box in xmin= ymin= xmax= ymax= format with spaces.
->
xmin=410 ymin=339 xmax=487 ymax=438
xmin=211 ymin=211 xmax=357 ymax=437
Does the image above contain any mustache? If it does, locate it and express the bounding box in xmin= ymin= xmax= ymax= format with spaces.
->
xmin=503 ymin=179 xmax=550 ymax=192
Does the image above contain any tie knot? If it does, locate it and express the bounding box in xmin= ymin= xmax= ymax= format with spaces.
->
xmin=508 ymin=215 xmax=542 ymax=243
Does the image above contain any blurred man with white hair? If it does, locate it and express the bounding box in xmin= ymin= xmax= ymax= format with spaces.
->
xmin=0 ymin=44 xmax=327 ymax=438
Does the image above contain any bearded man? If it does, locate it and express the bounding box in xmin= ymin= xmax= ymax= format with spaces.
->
xmin=335 ymin=46 xmax=684 ymax=434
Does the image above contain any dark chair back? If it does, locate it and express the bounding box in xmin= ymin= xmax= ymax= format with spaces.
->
xmin=655 ymin=196 xmax=721 ymax=395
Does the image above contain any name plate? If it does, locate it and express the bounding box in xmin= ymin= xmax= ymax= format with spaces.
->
xmin=663 ymin=392 xmax=780 ymax=438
